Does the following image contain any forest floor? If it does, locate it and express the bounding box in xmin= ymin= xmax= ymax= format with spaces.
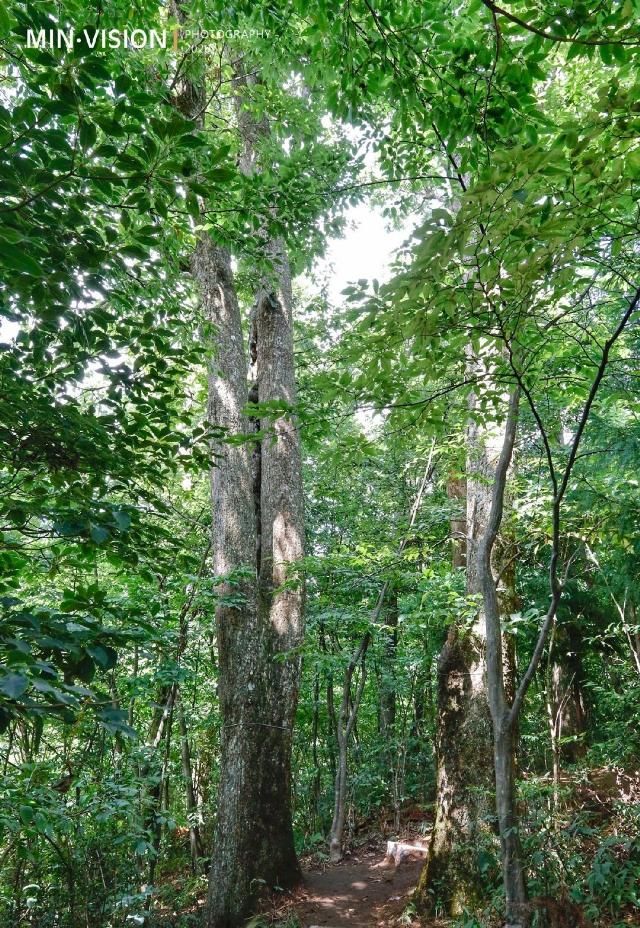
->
xmin=265 ymin=835 xmax=427 ymax=928
xmin=155 ymin=772 xmax=640 ymax=927
xmin=154 ymin=827 xmax=430 ymax=926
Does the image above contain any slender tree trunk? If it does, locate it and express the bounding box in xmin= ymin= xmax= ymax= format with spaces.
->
xmin=129 ymin=644 xmax=139 ymax=728
xmin=178 ymin=699 xmax=204 ymax=873
xmin=145 ymin=686 xmax=176 ymax=900
xmin=490 ymin=284 xmax=640 ymax=925
xmin=379 ymin=589 xmax=399 ymax=821
xmin=477 ymin=388 xmax=529 ymax=928
xmin=624 ymin=601 xmax=640 ymax=675
xmin=379 ymin=590 xmax=398 ymax=744
xmin=545 ymin=620 xmax=561 ymax=811
xmin=329 ymin=733 xmax=348 ymax=862
xmin=327 ymin=633 xmax=369 ymax=861
xmin=493 ymin=722 xmax=528 ymax=924
xmin=310 ymin=672 xmax=322 ymax=827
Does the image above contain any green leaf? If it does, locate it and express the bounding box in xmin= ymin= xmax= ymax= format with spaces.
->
xmin=0 ymin=227 xmax=25 ymax=244
xmin=2 ymin=247 xmax=43 ymax=276
xmin=0 ymin=672 xmax=29 ymax=699
xmin=0 ymin=3 xmax=14 ymax=31
xmin=599 ymin=45 xmax=613 ymax=66
xmin=87 ymin=645 xmax=117 ymax=670
xmin=112 ymin=509 xmax=131 ymax=531
xmin=79 ymin=120 xmax=97 ymax=150
xmin=89 ymin=524 xmax=109 ymax=544
xmin=73 ymin=655 xmax=95 ymax=683
xmin=97 ymin=708 xmax=135 ymax=738
xmin=19 ymin=806 xmax=35 ymax=826
xmin=114 ymin=74 xmax=132 ymax=95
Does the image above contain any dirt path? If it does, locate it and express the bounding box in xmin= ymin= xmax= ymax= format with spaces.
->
xmin=291 ymin=843 xmax=424 ymax=927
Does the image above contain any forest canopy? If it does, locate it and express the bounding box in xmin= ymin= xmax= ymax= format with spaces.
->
xmin=0 ymin=2 xmax=639 ymax=928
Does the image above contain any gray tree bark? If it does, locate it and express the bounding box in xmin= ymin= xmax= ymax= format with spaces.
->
xmin=327 ymin=633 xmax=370 ymax=861
xmin=167 ymin=19 xmax=304 ymax=913
xmin=178 ymin=698 xmax=204 ymax=873
xmin=196 ymin=65 xmax=304 ymax=927
xmin=476 ymin=389 xmax=529 ymax=928
xmin=415 ymin=409 xmax=498 ymax=916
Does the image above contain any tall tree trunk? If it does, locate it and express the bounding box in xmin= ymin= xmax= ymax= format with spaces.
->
xmin=477 ymin=388 xmax=529 ymax=928
xmin=254 ymin=239 xmax=305 ymax=876
xmin=195 ymin=237 xmax=300 ymax=927
xmin=415 ymin=416 xmax=498 ymax=916
xmin=189 ymin=66 xmax=304 ymax=928
xmin=169 ymin=18 xmax=305 ymax=917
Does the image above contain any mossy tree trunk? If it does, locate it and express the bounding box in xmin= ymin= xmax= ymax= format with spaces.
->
xmin=415 ymin=410 xmax=503 ymax=916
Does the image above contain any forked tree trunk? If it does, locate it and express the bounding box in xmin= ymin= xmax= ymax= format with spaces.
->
xmin=469 ymin=288 xmax=638 ymax=927
xmin=191 ymin=73 xmax=304 ymax=928
xmin=194 ymin=238 xmax=262 ymax=924
xmin=481 ymin=288 xmax=639 ymax=926
xmin=170 ymin=17 xmax=305 ymax=918
xmin=195 ymin=233 xmax=303 ymax=926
